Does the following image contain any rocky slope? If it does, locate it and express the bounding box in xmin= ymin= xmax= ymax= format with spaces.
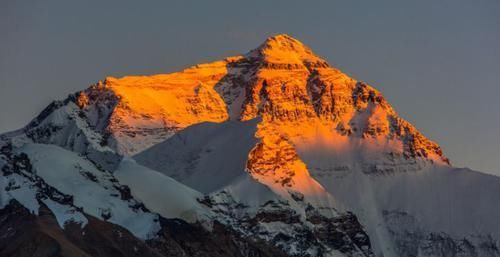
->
xmin=1 ymin=34 xmax=499 ymax=257
xmin=0 ymin=200 xmax=287 ymax=257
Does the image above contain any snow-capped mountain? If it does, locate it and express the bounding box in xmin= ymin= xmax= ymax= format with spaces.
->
xmin=1 ymin=34 xmax=499 ymax=257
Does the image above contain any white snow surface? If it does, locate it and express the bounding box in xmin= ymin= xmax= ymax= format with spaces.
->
xmin=29 ymin=102 xmax=114 ymax=154
xmin=216 ymin=174 xmax=279 ymax=208
xmin=134 ymin=119 xmax=260 ymax=194
xmin=17 ymin=143 xmax=161 ymax=239
xmin=0 ymin=173 xmax=40 ymax=214
xmin=298 ymin=148 xmax=500 ymax=257
xmin=115 ymin=158 xmax=212 ymax=222
xmin=20 ymin=101 xmax=122 ymax=171
xmin=42 ymin=198 xmax=88 ymax=228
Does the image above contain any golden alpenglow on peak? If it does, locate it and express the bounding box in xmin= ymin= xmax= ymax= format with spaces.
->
xmin=247 ymin=34 xmax=329 ymax=70
xmin=56 ymin=34 xmax=449 ymax=168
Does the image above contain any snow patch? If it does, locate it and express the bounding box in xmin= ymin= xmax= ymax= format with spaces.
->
xmin=115 ymin=158 xmax=211 ymax=222
xmin=42 ymin=199 xmax=88 ymax=228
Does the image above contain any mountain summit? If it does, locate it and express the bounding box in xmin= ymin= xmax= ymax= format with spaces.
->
xmin=60 ymin=34 xmax=449 ymax=166
xmin=1 ymin=34 xmax=499 ymax=257
xmin=247 ymin=34 xmax=329 ymax=69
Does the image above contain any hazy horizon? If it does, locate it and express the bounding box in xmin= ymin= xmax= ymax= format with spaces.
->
xmin=1 ymin=0 xmax=499 ymax=175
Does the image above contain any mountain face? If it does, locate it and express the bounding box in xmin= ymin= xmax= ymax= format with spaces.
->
xmin=1 ymin=34 xmax=499 ymax=257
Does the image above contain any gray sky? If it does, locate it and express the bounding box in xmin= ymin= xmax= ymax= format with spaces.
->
xmin=1 ymin=0 xmax=499 ymax=175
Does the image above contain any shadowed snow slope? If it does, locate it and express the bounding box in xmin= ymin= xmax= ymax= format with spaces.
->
xmin=300 ymin=148 xmax=500 ymax=256
xmin=134 ymin=119 xmax=260 ymax=194
xmin=115 ymin=158 xmax=211 ymax=222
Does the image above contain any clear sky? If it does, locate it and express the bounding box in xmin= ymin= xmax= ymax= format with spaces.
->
xmin=1 ymin=0 xmax=499 ymax=175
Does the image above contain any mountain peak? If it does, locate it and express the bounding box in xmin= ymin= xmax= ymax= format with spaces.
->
xmin=262 ymin=34 xmax=305 ymax=48
xmin=247 ymin=34 xmax=329 ymax=69
xmin=4 ymin=33 xmax=499 ymax=257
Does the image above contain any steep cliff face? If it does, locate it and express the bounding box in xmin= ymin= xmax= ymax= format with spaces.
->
xmin=230 ymin=34 xmax=448 ymax=166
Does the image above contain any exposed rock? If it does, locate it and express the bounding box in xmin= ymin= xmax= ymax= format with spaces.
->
xmin=0 ymin=200 xmax=289 ymax=257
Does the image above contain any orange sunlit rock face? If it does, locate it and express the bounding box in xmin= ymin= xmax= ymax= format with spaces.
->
xmin=75 ymin=34 xmax=449 ymax=199
xmin=247 ymin=121 xmax=336 ymax=204
xmin=79 ymin=59 xmax=240 ymax=155
xmin=237 ymin=35 xmax=448 ymax=198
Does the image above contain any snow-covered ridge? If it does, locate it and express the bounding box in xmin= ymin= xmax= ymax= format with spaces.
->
xmin=0 ymin=141 xmax=157 ymax=239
